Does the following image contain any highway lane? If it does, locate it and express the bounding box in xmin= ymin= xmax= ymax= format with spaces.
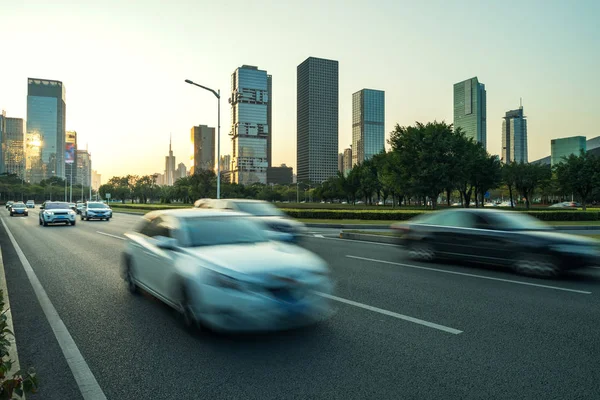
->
xmin=1 ymin=209 xmax=600 ymax=399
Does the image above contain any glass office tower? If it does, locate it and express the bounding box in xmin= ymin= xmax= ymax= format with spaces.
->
xmin=297 ymin=57 xmax=339 ymax=183
xmin=501 ymin=107 xmax=528 ymax=163
xmin=352 ymin=89 xmax=384 ymax=166
xmin=551 ymin=136 xmax=586 ymax=166
xmin=230 ymin=65 xmax=269 ymax=184
xmin=26 ymin=78 xmax=66 ymax=183
xmin=453 ymin=77 xmax=486 ymax=149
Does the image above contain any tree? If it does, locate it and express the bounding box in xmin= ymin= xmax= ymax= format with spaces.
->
xmin=554 ymin=152 xmax=600 ymax=210
xmin=513 ymin=162 xmax=552 ymax=209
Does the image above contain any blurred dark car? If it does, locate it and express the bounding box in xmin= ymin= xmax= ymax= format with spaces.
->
xmin=391 ymin=209 xmax=600 ymax=277
xmin=194 ymin=199 xmax=307 ymax=243
xmin=10 ymin=202 xmax=28 ymax=217
xmin=549 ymin=201 xmax=580 ymax=208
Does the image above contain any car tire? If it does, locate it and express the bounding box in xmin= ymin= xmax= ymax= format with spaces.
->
xmin=9 ymin=213 xmax=13 ymax=216
xmin=178 ymin=285 xmax=200 ymax=332
xmin=408 ymin=240 xmax=436 ymax=262
xmin=124 ymin=258 xmax=139 ymax=295
xmin=39 ymin=218 xmax=42 ymax=225
xmin=513 ymin=253 xmax=560 ymax=277
xmin=71 ymin=221 xmax=76 ymax=226
xmin=43 ymin=220 xmax=48 ymax=226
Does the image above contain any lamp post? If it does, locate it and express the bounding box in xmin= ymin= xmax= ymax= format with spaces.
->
xmin=184 ymin=79 xmax=221 ymax=199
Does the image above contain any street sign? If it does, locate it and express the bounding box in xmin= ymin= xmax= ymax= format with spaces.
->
xmin=106 ymin=193 xmax=111 ymax=199
xmin=484 ymin=191 xmax=490 ymax=199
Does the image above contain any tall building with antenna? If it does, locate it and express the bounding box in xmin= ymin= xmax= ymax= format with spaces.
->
xmin=501 ymin=100 xmax=528 ymax=163
xmin=164 ymin=135 xmax=176 ymax=186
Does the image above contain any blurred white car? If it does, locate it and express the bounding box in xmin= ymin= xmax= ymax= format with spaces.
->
xmin=122 ymin=209 xmax=334 ymax=332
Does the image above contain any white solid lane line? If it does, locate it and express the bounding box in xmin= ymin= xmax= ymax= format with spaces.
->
xmin=317 ymin=292 xmax=462 ymax=335
xmin=1 ymin=219 xmax=108 ymax=400
xmin=96 ymin=231 xmax=126 ymax=240
xmin=347 ymin=255 xmax=592 ymax=295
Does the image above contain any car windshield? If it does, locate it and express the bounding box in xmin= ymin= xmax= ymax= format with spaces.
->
xmin=489 ymin=212 xmax=551 ymax=231
xmin=234 ymin=202 xmax=284 ymax=217
xmin=13 ymin=204 xmax=26 ymax=209
xmin=45 ymin=202 xmax=71 ymax=210
xmin=87 ymin=203 xmax=107 ymax=209
xmin=183 ymin=217 xmax=267 ymax=247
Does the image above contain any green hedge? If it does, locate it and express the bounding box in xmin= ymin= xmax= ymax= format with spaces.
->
xmin=280 ymin=209 xmax=600 ymax=222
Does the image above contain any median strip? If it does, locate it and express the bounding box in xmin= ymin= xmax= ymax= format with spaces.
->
xmin=347 ymin=255 xmax=592 ymax=295
xmin=317 ymin=292 xmax=462 ymax=335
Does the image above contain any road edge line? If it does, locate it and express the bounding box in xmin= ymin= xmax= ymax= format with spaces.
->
xmin=0 ymin=218 xmax=108 ymax=400
xmin=0 ymin=248 xmax=26 ymax=400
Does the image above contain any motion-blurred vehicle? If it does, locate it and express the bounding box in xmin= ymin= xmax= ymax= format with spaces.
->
xmin=5 ymin=201 xmax=14 ymax=210
xmin=81 ymin=201 xmax=112 ymax=221
xmin=194 ymin=199 xmax=307 ymax=243
xmin=122 ymin=209 xmax=334 ymax=332
xmin=549 ymin=202 xmax=580 ymax=208
xmin=26 ymin=200 xmax=35 ymax=208
xmin=39 ymin=201 xmax=76 ymax=226
xmin=391 ymin=209 xmax=600 ymax=277
xmin=10 ymin=202 xmax=28 ymax=217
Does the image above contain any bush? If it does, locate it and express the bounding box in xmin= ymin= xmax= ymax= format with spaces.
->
xmin=525 ymin=211 xmax=599 ymax=221
xmin=0 ymin=289 xmax=37 ymax=398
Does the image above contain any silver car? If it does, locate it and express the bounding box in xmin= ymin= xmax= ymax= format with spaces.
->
xmin=122 ymin=209 xmax=334 ymax=332
xmin=39 ymin=201 xmax=77 ymax=226
xmin=81 ymin=201 xmax=113 ymax=221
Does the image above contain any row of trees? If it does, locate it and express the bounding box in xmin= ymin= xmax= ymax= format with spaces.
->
xmin=97 ymin=122 xmax=600 ymax=210
xmin=0 ymin=175 xmax=94 ymax=203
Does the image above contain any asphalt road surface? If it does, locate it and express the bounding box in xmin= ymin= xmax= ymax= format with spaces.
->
xmin=1 ymin=209 xmax=600 ymax=399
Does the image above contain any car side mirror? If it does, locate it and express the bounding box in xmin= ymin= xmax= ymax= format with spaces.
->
xmin=154 ymin=236 xmax=179 ymax=250
xmin=40 ymin=206 xmax=45 ymax=210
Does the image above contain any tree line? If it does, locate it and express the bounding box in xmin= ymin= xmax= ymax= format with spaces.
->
xmin=98 ymin=121 xmax=600 ymax=210
xmin=0 ymin=175 xmax=94 ymax=203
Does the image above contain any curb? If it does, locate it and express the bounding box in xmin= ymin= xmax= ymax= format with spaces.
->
xmin=339 ymin=232 xmax=399 ymax=244
xmin=0 ymin=248 xmax=26 ymax=400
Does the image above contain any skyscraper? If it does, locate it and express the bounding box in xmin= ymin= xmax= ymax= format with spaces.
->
xmin=164 ymin=136 xmax=176 ymax=186
xmin=267 ymin=74 xmax=273 ymax=167
xmin=191 ymin=125 xmax=215 ymax=174
xmin=297 ymin=57 xmax=339 ymax=183
xmin=76 ymin=149 xmax=91 ymax=188
xmin=551 ymin=136 xmax=586 ymax=166
xmin=26 ymin=78 xmax=66 ymax=182
xmin=176 ymin=162 xmax=187 ymax=180
xmin=453 ymin=77 xmax=486 ymax=149
xmin=338 ymin=153 xmax=344 ymax=173
xmin=0 ymin=112 xmax=25 ymax=177
xmin=91 ymin=170 xmax=102 ymax=191
xmin=352 ymin=89 xmax=385 ymax=166
xmin=230 ymin=65 xmax=269 ymax=184
xmin=343 ymin=147 xmax=352 ymax=176
xmin=501 ymin=106 xmax=528 ymax=163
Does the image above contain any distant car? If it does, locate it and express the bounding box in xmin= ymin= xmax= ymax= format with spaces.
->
xmin=81 ymin=201 xmax=112 ymax=221
xmin=391 ymin=208 xmax=600 ymax=277
xmin=68 ymin=203 xmax=77 ymax=212
xmin=122 ymin=209 xmax=334 ymax=332
xmin=76 ymin=203 xmax=85 ymax=214
xmin=5 ymin=201 xmax=14 ymax=210
xmin=10 ymin=203 xmax=28 ymax=217
xmin=195 ymin=199 xmax=307 ymax=243
xmin=549 ymin=202 xmax=578 ymax=208
xmin=39 ymin=201 xmax=76 ymax=226
xmin=26 ymin=200 xmax=35 ymax=208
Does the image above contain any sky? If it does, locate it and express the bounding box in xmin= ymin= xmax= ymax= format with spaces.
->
xmin=1 ymin=0 xmax=599 ymax=182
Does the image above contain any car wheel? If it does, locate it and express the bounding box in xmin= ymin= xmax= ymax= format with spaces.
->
xmin=513 ymin=253 xmax=560 ymax=277
xmin=9 ymin=213 xmax=13 ymax=216
xmin=43 ymin=220 xmax=48 ymax=226
xmin=71 ymin=221 xmax=76 ymax=226
xmin=178 ymin=286 xmax=199 ymax=332
xmin=408 ymin=240 xmax=436 ymax=261
xmin=124 ymin=258 xmax=139 ymax=294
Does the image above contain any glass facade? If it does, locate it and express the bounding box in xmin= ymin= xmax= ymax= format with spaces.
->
xmin=551 ymin=136 xmax=586 ymax=166
xmin=453 ymin=77 xmax=486 ymax=149
xmin=501 ymin=107 xmax=528 ymax=163
xmin=26 ymin=78 xmax=66 ymax=183
xmin=352 ymin=89 xmax=384 ymax=166
xmin=297 ymin=57 xmax=339 ymax=183
xmin=231 ymin=65 xmax=269 ymax=184
xmin=5 ymin=118 xmax=25 ymax=177
xmin=191 ymin=125 xmax=215 ymax=173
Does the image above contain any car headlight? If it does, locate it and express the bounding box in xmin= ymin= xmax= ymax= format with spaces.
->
xmin=205 ymin=270 xmax=243 ymax=290
xmin=44 ymin=211 xmax=54 ymax=215
xmin=69 ymin=211 xmax=75 ymax=215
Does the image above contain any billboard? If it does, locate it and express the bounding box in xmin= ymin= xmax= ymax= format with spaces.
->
xmin=65 ymin=143 xmax=75 ymax=164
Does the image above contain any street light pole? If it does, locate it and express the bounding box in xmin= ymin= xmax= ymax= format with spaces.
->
xmin=185 ymin=79 xmax=221 ymax=199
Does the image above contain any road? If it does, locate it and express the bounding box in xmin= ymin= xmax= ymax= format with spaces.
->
xmin=1 ymin=209 xmax=600 ymax=399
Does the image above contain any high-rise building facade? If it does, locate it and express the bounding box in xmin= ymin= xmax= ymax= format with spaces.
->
xmin=551 ymin=136 xmax=586 ymax=166
xmin=26 ymin=78 xmax=66 ymax=183
xmin=91 ymin=170 xmax=101 ymax=191
xmin=219 ymin=154 xmax=231 ymax=183
xmin=191 ymin=125 xmax=215 ymax=174
xmin=453 ymin=77 xmax=486 ymax=149
xmin=338 ymin=153 xmax=344 ymax=173
xmin=164 ymin=137 xmax=176 ymax=186
xmin=501 ymin=107 xmax=528 ymax=163
xmin=297 ymin=57 xmax=339 ymax=183
xmin=343 ymin=147 xmax=352 ymax=176
xmin=267 ymin=74 xmax=273 ymax=167
xmin=267 ymin=164 xmax=293 ymax=185
xmin=76 ymin=149 xmax=91 ymax=187
xmin=0 ymin=112 xmax=25 ymax=177
xmin=587 ymin=136 xmax=600 ymax=151
xmin=352 ymin=89 xmax=385 ymax=166
xmin=176 ymin=162 xmax=187 ymax=181
xmin=230 ymin=65 xmax=269 ymax=184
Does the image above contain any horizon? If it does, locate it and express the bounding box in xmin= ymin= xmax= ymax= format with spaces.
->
xmin=1 ymin=0 xmax=598 ymax=182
